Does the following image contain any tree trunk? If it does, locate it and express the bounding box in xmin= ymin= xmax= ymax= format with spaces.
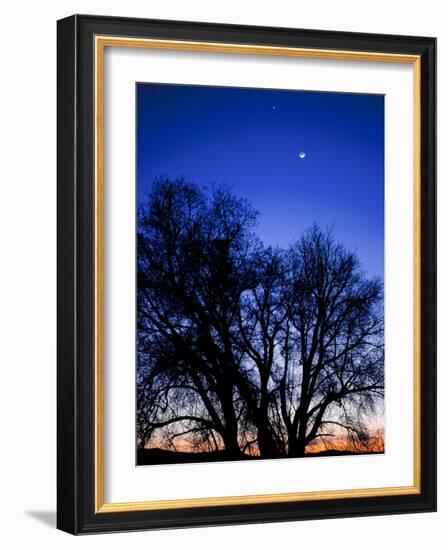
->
xmin=288 ymin=422 xmax=307 ymax=457
xmin=220 ymin=386 xmax=242 ymax=458
xmin=291 ymin=438 xmax=307 ymax=457
xmin=221 ymin=422 xmax=241 ymax=458
xmin=257 ymin=424 xmax=279 ymax=458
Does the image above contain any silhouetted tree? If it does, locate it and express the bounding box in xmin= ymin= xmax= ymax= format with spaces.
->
xmin=278 ymin=226 xmax=384 ymax=456
xmin=235 ymin=247 xmax=289 ymax=457
xmin=137 ymin=178 xmax=258 ymax=456
xmin=137 ymin=179 xmax=384 ymax=459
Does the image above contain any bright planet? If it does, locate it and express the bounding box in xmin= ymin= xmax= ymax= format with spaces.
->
xmin=299 ymin=152 xmax=306 ymax=159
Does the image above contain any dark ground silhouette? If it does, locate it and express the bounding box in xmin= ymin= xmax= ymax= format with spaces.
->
xmin=137 ymin=448 xmax=383 ymax=466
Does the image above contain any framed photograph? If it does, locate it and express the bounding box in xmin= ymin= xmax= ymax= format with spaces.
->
xmin=57 ymin=15 xmax=436 ymax=534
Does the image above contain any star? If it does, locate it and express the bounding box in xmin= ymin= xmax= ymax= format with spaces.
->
xmin=299 ymin=152 xmax=306 ymax=159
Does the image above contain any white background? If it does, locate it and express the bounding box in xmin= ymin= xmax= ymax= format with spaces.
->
xmin=0 ymin=1 xmax=444 ymax=548
xmin=105 ymin=48 xmax=414 ymax=502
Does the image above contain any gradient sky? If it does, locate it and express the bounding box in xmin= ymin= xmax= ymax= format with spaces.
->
xmin=137 ymin=83 xmax=384 ymax=278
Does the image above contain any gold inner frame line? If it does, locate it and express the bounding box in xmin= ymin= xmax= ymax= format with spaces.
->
xmin=94 ymin=35 xmax=422 ymax=514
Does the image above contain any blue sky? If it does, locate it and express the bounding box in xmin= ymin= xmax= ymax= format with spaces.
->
xmin=137 ymin=83 xmax=384 ymax=278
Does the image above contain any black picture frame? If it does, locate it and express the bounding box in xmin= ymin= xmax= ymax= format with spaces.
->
xmin=57 ymin=14 xmax=436 ymax=535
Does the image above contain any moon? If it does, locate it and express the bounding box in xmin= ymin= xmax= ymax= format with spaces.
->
xmin=299 ymin=152 xmax=306 ymax=159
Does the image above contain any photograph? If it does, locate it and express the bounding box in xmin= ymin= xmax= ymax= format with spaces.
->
xmin=136 ymin=83 xmax=385 ymax=466
xmin=54 ymin=13 xmax=435 ymax=535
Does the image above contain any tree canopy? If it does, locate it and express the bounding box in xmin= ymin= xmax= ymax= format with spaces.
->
xmin=137 ymin=177 xmax=384 ymax=459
